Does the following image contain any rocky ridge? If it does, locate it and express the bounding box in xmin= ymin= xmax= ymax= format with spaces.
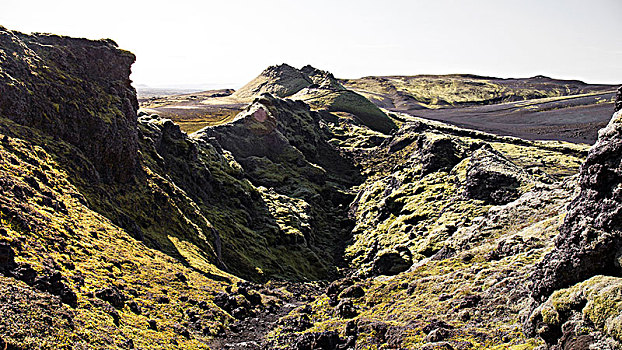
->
xmin=0 ymin=27 xmax=138 ymax=183
xmin=233 ymin=64 xmax=397 ymax=134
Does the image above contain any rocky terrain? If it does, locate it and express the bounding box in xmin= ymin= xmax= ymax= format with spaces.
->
xmin=145 ymin=70 xmax=616 ymax=144
xmin=1 ymin=26 xmax=622 ymax=350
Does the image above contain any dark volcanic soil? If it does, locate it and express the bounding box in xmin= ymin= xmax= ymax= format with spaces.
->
xmin=414 ymin=92 xmax=616 ymax=144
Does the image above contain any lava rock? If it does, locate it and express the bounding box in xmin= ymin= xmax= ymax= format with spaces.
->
xmin=279 ymin=314 xmax=313 ymax=332
xmin=326 ymin=278 xmax=355 ymax=306
xmin=231 ymin=307 xmax=249 ymax=319
xmin=420 ymin=342 xmax=454 ymax=350
xmin=127 ymin=300 xmax=141 ymax=315
xmin=294 ymin=330 xmax=342 ymax=350
xmin=0 ymin=242 xmax=16 ymax=273
xmin=96 ymin=286 xmax=126 ymax=309
xmin=335 ymin=299 xmax=358 ymax=318
xmin=423 ymin=320 xmax=454 ymax=334
xmin=418 ymin=136 xmax=464 ymax=175
xmin=175 ymin=272 xmax=188 ymax=283
xmin=464 ymin=144 xmax=530 ymax=204
xmin=238 ymin=286 xmax=262 ymax=306
xmin=457 ymin=294 xmax=481 ymax=309
xmin=338 ymin=285 xmax=365 ymax=299
xmin=326 ymin=278 xmax=354 ymax=298
xmin=425 ymin=327 xmax=452 ymax=342
xmin=531 ymin=109 xmax=622 ymax=301
xmin=371 ymin=248 xmax=412 ymax=276
xmin=35 ymin=271 xmax=78 ymax=308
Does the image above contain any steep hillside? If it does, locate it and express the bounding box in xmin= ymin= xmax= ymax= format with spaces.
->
xmin=0 ymin=28 xmax=232 ymax=349
xmin=0 ymin=28 xmax=355 ymax=349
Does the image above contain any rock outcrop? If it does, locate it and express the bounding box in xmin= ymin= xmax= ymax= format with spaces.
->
xmin=616 ymin=86 xmax=622 ymax=112
xmin=524 ymin=103 xmax=622 ymax=347
xmin=233 ymin=63 xmax=313 ymax=99
xmin=193 ymin=94 xmax=359 ymax=279
xmin=531 ymin=109 xmax=622 ymax=300
xmin=0 ymin=27 xmax=139 ymax=182
xmin=232 ymin=64 xmax=397 ymax=134
xmin=463 ymin=144 xmax=533 ymax=205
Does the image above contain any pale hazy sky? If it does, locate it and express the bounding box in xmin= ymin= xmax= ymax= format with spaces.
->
xmin=2 ymin=0 xmax=621 ymax=88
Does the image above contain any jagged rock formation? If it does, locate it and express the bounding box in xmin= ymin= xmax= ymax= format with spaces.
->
xmin=531 ymin=108 xmax=622 ymax=300
xmin=616 ymin=86 xmax=622 ymax=112
xmin=524 ymin=91 xmax=622 ymax=347
xmin=0 ymin=27 xmax=138 ymax=183
xmin=269 ymin=112 xmax=588 ymax=348
xmin=0 ymin=28 xmax=355 ymax=348
xmin=233 ymin=64 xmax=345 ymax=99
xmin=233 ymin=64 xmax=397 ymax=134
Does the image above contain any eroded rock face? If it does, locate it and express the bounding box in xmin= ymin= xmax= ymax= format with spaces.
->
xmin=195 ymin=93 xmax=360 ymax=193
xmin=531 ymin=110 xmax=622 ymax=301
xmin=526 ymin=109 xmax=622 ymax=346
xmin=0 ymin=28 xmax=138 ymax=182
xmin=615 ymin=86 xmax=621 ymax=113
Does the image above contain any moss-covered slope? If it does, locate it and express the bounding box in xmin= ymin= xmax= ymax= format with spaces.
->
xmin=232 ymin=64 xmax=397 ymax=134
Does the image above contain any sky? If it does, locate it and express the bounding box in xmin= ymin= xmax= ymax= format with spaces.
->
xmin=1 ymin=0 xmax=621 ymax=89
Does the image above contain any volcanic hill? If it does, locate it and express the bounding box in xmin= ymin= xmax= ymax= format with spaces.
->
xmin=1 ymin=26 xmax=622 ymax=350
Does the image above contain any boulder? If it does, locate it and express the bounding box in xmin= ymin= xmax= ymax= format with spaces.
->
xmin=371 ymin=248 xmax=412 ymax=276
xmin=96 ymin=286 xmax=126 ymax=309
xmin=464 ymin=144 xmax=531 ymax=204
xmin=418 ymin=136 xmax=463 ymax=175
xmin=294 ymin=331 xmax=342 ymax=350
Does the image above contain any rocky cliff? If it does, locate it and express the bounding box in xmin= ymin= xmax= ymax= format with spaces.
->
xmin=0 ymin=27 xmax=138 ymax=183
xmin=525 ymin=88 xmax=622 ymax=348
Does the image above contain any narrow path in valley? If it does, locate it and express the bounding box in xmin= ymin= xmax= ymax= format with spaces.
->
xmin=207 ymin=283 xmax=321 ymax=350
